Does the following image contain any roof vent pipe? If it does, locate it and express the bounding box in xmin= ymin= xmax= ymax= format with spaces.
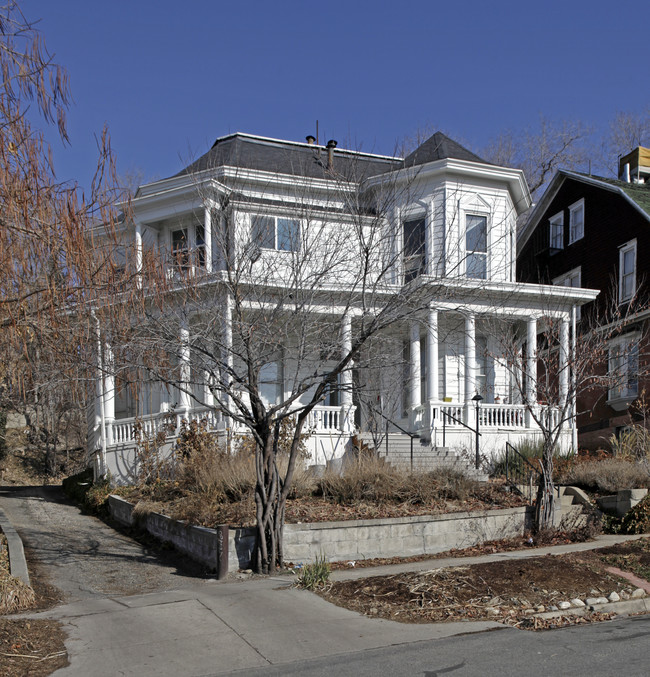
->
xmin=306 ymin=135 xmax=316 ymax=145
xmin=326 ymin=139 xmax=337 ymax=170
xmin=622 ymin=163 xmax=631 ymax=182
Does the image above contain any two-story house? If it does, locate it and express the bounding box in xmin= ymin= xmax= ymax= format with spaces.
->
xmin=89 ymin=131 xmax=597 ymax=483
xmin=517 ymin=146 xmax=650 ymax=450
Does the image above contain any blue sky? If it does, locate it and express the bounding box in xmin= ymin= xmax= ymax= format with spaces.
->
xmin=25 ymin=0 xmax=649 ymax=189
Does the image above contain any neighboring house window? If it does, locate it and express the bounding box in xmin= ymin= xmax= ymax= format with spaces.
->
xmin=466 ymin=214 xmax=487 ymax=279
xmin=553 ymin=267 xmax=582 ymax=319
xmin=252 ymin=215 xmax=300 ymax=251
xmin=403 ymin=216 xmax=426 ymax=282
xmin=171 ymin=228 xmax=189 ymax=270
xmin=619 ymin=239 xmax=637 ymax=302
xmin=549 ymin=212 xmax=564 ymax=251
xmin=608 ymin=334 xmax=639 ymax=404
xmin=568 ymin=199 xmax=584 ymax=244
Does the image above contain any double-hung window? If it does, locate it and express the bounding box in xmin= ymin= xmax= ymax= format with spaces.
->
xmin=403 ymin=216 xmax=426 ymax=282
xmin=608 ymin=334 xmax=640 ymax=405
xmin=549 ymin=212 xmax=564 ymax=251
xmin=619 ymin=239 xmax=637 ymax=302
xmin=466 ymin=214 xmax=487 ymax=279
xmin=171 ymin=228 xmax=190 ymax=270
xmin=553 ymin=267 xmax=582 ymax=319
xmin=251 ymin=215 xmax=300 ymax=252
xmin=568 ymin=199 xmax=584 ymax=244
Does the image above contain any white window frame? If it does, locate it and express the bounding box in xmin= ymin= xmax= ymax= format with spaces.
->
xmin=549 ymin=211 xmax=564 ymax=251
xmin=251 ymin=214 xmax=301 ymax=252
xmin=553 ymin=266 xmax=582 ymax=319
xmin=568 ymin=199 xmax=584 ymax=244
xmin=169 ymin=221 xmax=207 ymax=275
xmin=619 ymin=239 xmax=637 ymax=303
xmin=607 ymin=332 xmax=640 ymax=408
xmin=402 ymin=214 xmax=426 ymax=282
xmin=465 ymin=213 xmax=488 ymax=280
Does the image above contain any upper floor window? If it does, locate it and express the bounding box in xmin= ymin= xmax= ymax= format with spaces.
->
xmin=553 ymin=266 xmax=581 ymax=319
xmin=549 ymin=212 xmax=564 ymax=251
xmin=466 ymin=214 xmax=487 ymax=279
xmin=619 ymin=239 xmax=637 ymax=303
xmin=403 ymin=216 xmax=425 ymax=282
xmin=568 ymin=199 xmax=584 ymax=244
xmin=171 ymin=228 xmax=189 ymax=270
xmin=252 ymin=215 xmax=300 ymax=252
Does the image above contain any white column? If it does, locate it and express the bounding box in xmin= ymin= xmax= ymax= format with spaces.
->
xmin=203 ymin=371 xmax=214 ymax=409
xmin=179 ymin=322 xmax=191 ymax=416
xmin=134 ymin=221 xmax=143 ymax=288
xmin=526 ymin=317 xmax=537 ymax=407
xmin=427 ymin=308 xmax=439 ymax=402
xmin=340 ymin=314 xmax=353 ymax=406
xmin=222 ymin=294 xmax=233 ymax=413
xmin=340 ymin=314 xmax=353 ymax=431
xmin=559 ymin=316 xmax=570 ymax=407
xmin=104 ymin=343 xmax=115 ymax=445
xmin=464 ymin=314 xmax=476 ymax=402
xmin=410 ymin=322 xmax=421 ymax=411
xmin=203 ymin=205 xmax=213 ymax=273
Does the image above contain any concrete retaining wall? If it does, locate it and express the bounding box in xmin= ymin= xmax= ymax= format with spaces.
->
xmin=596 ymin=488 xmax=648 ymax=517
xmin=282 ymin=507 xmax=536 ymax=564
xmin=108 ymin=495 xmax=546 ymax=572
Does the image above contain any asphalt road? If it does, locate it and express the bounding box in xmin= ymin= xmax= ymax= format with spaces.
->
xmin=225 ymin=614 xmax=650 ymax=677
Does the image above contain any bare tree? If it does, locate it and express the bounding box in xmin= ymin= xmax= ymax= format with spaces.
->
xmin=482 ymin=116 xmax=591 ymax=200
xmin=0 ymin=1 xmax=122 ymax=473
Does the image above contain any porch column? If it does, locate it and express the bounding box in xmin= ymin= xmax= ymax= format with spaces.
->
xmin=410 ymin=322 xmax=421 ymax=411
xmin=340 ymin=313 xmax=353 ymax=432
xmin=464 ymin=314 xmax=476 ymax=429
xmin=203 ymin=371 xmax=214 ymax=409
xmin=559 ymin=316 xmax=570 ymax=408
xmin=427 ymin=307 xmax=439 ymax=402
xmin=526 ymin=317 xmax=537 ymax=427
xmin=221 ymin=294 xmax=233 ymax=415
xmin=203 ymin=205 xmax=213 ymax=273
xmin=464 ymin=314 xmax=476 ymax=402
xmin=134 ymin=221 xmax=143 ymax=289
xmin=103 ymin=343 xmax=115 ymax=445
xmin=179 ymin=322 xmax=192 ymax=418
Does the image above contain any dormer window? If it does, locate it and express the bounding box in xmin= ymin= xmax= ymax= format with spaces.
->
xmin=252 ymin=215 xmax=300 ymax=251
xmin=568 ymin=199 xmax=584 ymax=244
xmin=466 ymin=214 xmax=487 ymax=279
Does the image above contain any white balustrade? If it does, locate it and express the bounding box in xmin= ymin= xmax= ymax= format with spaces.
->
xmin=478 ymin=404 xmax=527 ymax=428
xmin=440 ymin=404 xmax=464 ymax=425
xmin=307 ymin=405 xmax=342 ymax=431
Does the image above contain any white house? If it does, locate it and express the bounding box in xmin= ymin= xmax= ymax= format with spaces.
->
xmin=89 ymin=131 xmax=599 ymax=483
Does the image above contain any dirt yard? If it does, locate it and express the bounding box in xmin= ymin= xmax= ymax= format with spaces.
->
xmin=321 ymin=538 xmax=650 ymax=631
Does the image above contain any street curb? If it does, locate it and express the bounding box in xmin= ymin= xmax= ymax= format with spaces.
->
xmin=535 ymin=596 xmax=650 ymax=620
xmin=0 ymin=506 xmax=30 ymax=586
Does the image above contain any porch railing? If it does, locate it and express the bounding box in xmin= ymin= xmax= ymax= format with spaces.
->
xmin=478 ymin=404 xmax=526 ymax=428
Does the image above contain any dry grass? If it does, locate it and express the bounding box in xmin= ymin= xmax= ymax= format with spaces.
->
xmin=556 ymin=457 xmax=650 ymax=494
xmin=0 ymin=534 xmax=36 ymax=614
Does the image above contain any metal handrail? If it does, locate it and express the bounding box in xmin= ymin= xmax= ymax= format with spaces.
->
xmin=504 ymin=441 xmax=541 ymax=504
xmin=365 ymin=404 xmax=420 ymax=470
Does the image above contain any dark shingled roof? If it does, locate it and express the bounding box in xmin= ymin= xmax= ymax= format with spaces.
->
xmin=174 ymin=133 xmax=402 ymax=181
xmin=404 ymin=131 xmax=488 ymax=167
xmin=571 ymin=172 xmax=650 ymax=218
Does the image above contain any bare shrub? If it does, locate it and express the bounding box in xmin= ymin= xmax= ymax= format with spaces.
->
xmin=133 ymin=417 xmax=177 ymax=487
xmin=316 ymin=457 xmax=479 ymax=505
xmin=556 ymin=458 xmax=650 ymax=494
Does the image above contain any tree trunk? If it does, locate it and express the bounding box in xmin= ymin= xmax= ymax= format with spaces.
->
xmin=534 ymin=450 xmax=555 ymax=531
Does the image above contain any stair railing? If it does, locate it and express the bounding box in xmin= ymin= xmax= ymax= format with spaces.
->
xmin=504 ymin=441 xmax=542 ymax=504
xmin=365 ymin=405 xmax=421 ymax=470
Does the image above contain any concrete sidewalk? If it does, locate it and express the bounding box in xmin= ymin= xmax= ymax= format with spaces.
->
xmin=25 ymin=533 xmax=642 ymax=676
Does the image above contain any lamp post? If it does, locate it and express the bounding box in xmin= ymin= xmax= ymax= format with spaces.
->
xmin=472 ymin=393 xmax=483 ymax=469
